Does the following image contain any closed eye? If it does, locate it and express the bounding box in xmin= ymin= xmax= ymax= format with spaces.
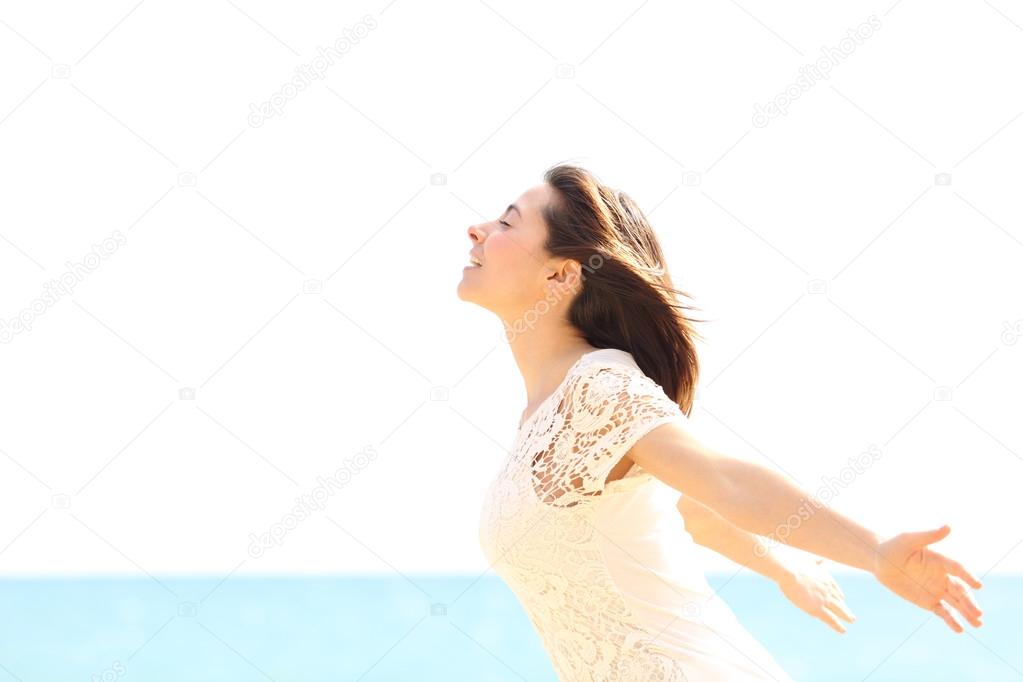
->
xmin=498 ymin=219 xmax=511 ymax=227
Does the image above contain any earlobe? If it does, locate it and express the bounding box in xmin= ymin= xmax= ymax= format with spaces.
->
xmin=547 ymin=260 xmax=581 ymax=284
xmin=546 ymin=268 xmax=581 ymax=295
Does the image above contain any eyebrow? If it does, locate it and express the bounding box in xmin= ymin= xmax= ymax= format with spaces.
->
xmin=504 ymin=204 xmax=522 ymax=218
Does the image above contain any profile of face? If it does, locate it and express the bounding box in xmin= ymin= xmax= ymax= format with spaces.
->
xmin=456 ymin=182 xmax=581 ymax=317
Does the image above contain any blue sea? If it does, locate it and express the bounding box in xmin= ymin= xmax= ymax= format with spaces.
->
xmin=1 ymin=573 xmax=1019 ymax=681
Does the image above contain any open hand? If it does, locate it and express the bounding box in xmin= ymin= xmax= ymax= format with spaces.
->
xmin=872 ymin=525 xmax=983 ymax=633
xmin=777 ymin=557 xmax=856 ymax=634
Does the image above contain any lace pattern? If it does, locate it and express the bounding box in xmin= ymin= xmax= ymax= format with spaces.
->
xmin=479 ymin=352 xmax=690 ymax=681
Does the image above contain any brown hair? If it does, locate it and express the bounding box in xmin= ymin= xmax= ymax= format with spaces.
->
xmin=541 ymin=163 xmax=707 ymax=416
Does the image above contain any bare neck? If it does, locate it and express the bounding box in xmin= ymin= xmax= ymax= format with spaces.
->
xmin=504 ymin=321 xmax=598 ymax=419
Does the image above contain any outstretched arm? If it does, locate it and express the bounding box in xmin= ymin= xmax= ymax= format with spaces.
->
xmin=630 ymin=422 xmax=984 ymax=632
xmin=676 ymin=493 xmax=789 ymax=581
xmin=677 ymin=494 xmax=856 ymax=633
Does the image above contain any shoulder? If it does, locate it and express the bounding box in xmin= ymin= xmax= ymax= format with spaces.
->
xmin=572 ymin=348 xmax=639 ymax=381
xmin=569 ymin=351 xmax=680 ymax=415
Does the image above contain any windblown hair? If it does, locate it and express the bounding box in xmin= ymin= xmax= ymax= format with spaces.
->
xmin=541 ymin=163 xmax=706 ymax=416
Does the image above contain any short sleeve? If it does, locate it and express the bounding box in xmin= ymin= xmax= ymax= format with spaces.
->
xmin=532 ymin=361 xmax=685 ymax=502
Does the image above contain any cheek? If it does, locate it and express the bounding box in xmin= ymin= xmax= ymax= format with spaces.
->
xmin=488 ymin=235 xmax=527 ymax=268
xmin=487 ymin=236 xmax=540 ymax=286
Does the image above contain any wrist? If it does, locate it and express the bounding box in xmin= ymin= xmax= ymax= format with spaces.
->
xmin=771 ymin=563 xmax=798 ymax=586
xmin=867 ymin=531 xmax=886 ymax=576
xmin=751 ymin=540 xmax=794 ymax=584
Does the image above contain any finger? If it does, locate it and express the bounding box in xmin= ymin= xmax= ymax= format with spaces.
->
xmin=949 ymin=559 xmax=983 ymax=590
xmin=948 ymin=576 xmax=982 ymax=616
xmin=904 ymin=524 xmax=951 ymax=548
xmin=932 ymin=600 xmax=963 ymax=633
xmin=818 ymin=607 xmax=847 ymax=634
xmin=829 ymin=597 xmax=856 ymax=623
xmin=946 ymin=578 xmax=983 ymax=627
xmin=945 ymin=591 xmax=982 ymax=628
xmin=943 ymin=587 xmax=978 ymax=625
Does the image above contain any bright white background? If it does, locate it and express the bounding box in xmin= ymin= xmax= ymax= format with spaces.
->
xmin=1 ymin=1 xmax=1021 ymax=581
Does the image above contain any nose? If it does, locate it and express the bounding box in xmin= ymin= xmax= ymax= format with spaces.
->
xmin=467 ymin=223 xmax=486 ymax=243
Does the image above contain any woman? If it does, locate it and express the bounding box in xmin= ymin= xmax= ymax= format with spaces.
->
xmin=459 ymin=163 xmax=983 ymax=681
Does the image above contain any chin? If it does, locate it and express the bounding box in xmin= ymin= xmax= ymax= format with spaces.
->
xmin=455 ymin=286 xmax=495 ymax=313
xmin=455 ymin=279 xmax=477 ymax=303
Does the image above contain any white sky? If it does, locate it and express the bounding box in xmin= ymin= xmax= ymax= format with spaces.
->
xmin=1 ymin=0 xmax=1021 ymax=581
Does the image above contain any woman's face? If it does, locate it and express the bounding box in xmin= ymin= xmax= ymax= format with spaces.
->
xmin=457 ymin=183 xmax=577 ymax=316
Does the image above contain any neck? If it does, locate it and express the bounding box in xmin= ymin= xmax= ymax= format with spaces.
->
xmin=499 ymin=309 xmax=597 ymax=414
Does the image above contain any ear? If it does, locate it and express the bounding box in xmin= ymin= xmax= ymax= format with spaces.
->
xmin=545 ymin=258 xmax=582 ymax=292
xmin=544 ymin=259 xmax=585 ymax=296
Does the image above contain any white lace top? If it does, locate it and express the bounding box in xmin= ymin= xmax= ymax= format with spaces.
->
xmin=478 ymin=348 xmax=794 ymax=682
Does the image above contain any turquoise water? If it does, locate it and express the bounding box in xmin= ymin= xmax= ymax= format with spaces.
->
xmin=0 ymin=573 xmax=1018 ymax=680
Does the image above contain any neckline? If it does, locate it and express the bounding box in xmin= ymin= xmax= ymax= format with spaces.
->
xmin=516 ymin=348 xmax=617 ymax=432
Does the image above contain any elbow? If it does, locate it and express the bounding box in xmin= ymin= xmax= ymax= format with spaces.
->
xmin=708 ymin=457 xmax=776 ymax=537
xmin=675 ymin=499 xmax=709 ymax=541
xmin=682 ymin=518 xmax=709 ymax=544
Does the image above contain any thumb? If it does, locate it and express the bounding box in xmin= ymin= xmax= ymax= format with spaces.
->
xmin=903 ymin=524 xmax=951 ymax=547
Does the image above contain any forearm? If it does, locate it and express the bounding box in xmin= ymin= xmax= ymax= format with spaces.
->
xmin=628 ymin=422 xmax=883 ymax=573
xmin=677 ymin=495 xmax=795 ymax=583
xmin=714 ymin=457 xmax=882 ymax=572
